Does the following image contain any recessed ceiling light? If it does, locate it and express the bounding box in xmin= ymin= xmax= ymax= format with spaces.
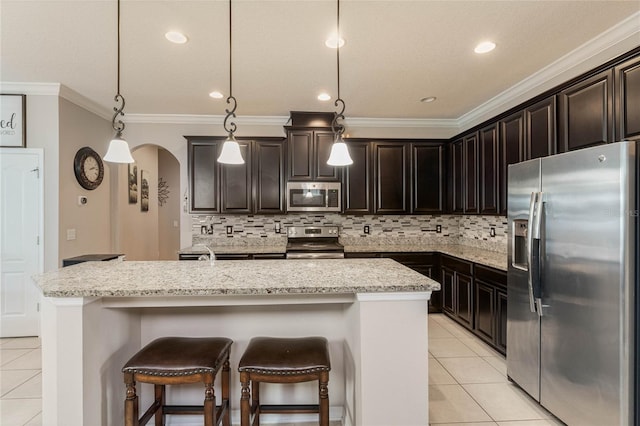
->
xmin=165 ymin=31 xmax=188 ymax=44
xmin=318 ymin=93 xmax=331 ymax=101
xmin=474 ymin=41 xmax=496 ymax=54
xmin=325 ymin=35 xmax=345 ymax=49
xmin=209 ymin=91 xmax=224 ymax=99
xmin=420 ymin=96 xmax=437 ymax=103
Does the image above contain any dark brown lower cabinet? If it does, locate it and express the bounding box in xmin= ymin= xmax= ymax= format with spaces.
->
xmin=440 ymin=255 xmax=474 ymax=329
xmin=474 ymin=265 xmax=507 ymax=355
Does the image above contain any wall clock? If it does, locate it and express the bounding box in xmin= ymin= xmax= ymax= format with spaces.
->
xmin=74 ymin=146 xmax=104 ymax=190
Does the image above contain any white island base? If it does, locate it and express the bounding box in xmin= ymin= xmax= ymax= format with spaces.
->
xmin=41 ymin=291 xmax=430 ymax=426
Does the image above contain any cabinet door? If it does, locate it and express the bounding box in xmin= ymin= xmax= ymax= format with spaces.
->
xmin=525 ymin=96 xmax=556 ymax=160
xmin=456 ymin=273 xmax=473 ymax=328
xmin=479 ymin=125 xmax=499 ymax=215
xmin=464 ymin=133 xmax=479 ymax=214
xmin=254 ymin=140 xmax=285 ymax=214
xmin=315 ymin=131 xmax=339 ymax=180
xmin=188 ymin=140 xmax=220 ymax=213
xmin=441 ymin=267 xmax=455 ymax=315
xmin=474 ymin=280 xmax=495 ymax=343
xmin=412 ymin=143 xmax=445 ymax=213
xmin=343 ymin=141 xmax=372 ymax=214
xmin=374 ymin=142 xmax=409 ymax=213
xmin=288 ymin=131 xmax=313 ymax=181
xmin=451 ymin=139 xmax=464 ymax=213
xmin=496 ymin=289 xmax=508 ymax=354
xmin=615 ymin=55 xmax=640 ymax=141
xmin=499 ymin=111 xmax=524 ymax=216
xmin=559 ymin=69 xmax=613 ymax=152
xmin=221 ymin=141 xmax=252 ymax=213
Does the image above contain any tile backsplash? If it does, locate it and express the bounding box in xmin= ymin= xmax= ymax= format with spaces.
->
xmin=192 ymin=214 xmax=507 ymax=253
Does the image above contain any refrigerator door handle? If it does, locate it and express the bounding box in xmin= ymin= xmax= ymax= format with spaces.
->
xmin=526 ymin=192 xmax=538 ymax=313
xmin=530 ymin=191 xmax=544 ymax=316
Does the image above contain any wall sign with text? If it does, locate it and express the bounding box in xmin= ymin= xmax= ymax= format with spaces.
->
xmin=0 ymin=94 xmax=26 ymax=148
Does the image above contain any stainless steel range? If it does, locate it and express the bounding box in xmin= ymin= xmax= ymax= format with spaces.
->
xmin=285 ymin=225 xmax=344 ymax=259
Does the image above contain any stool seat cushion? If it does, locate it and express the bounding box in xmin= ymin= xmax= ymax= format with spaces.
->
xmin=122 ymin=337 xmax=232 ymax=377
xmin=238 ymin=336 xmax=330 ymax=375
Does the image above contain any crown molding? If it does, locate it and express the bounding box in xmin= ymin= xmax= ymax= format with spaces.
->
xmin=0 ymin=82 xmax=61 ymax=96
xmin=344 ymin=117 xmax=458 ymax=130
xmin=58 ymin=86 xmax=111 ymax=120
xmin=458 ymin=11 xmax=640 ymax=131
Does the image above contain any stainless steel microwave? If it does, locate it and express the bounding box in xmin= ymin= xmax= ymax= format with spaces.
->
xmin=286 ymin=182 xmax=341 ymax=212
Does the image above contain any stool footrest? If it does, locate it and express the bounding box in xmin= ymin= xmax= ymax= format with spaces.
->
xmin=259 ymin=404 xmax=320 ymax=414
xmin=163 ymin=405 xmax=205 ymax=415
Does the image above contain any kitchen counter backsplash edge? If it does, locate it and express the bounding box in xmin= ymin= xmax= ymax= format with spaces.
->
xmin=183 ymin=238 xmax=507 ymax=271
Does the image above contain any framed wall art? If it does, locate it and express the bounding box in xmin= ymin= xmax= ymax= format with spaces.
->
xmin=128 ymin=163 xmax=138 ymax=204
xmin=0 ymin=94 xmax=26 ymax=148
xmin=140 ymin=170 xmax=149 ymax=212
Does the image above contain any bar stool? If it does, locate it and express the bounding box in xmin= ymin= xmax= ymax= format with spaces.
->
xmin=238 ymin=336 xmax=331 ymax=426
xmin=122 ymin=337 xmax=232 ymax=426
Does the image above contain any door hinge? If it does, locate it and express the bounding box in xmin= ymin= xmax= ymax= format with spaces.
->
xmin=30 ymin=167 xmax=40 ymax=178
xmin=37 ymin=302 xmax=40 ymax=312
xmin=36 ymin=236 xmax=40 ymax=245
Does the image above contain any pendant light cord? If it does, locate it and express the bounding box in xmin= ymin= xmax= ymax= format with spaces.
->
xmin=223 ymin=0 xmax=238 ymax=135
xmin=332 ymin=0 xmax=345 ymax=138
xmin=111 ymin=0 xmax=125 ymax=134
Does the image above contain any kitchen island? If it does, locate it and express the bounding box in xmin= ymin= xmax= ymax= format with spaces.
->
xmin=34 ymin=258 xmax=439 ymax=426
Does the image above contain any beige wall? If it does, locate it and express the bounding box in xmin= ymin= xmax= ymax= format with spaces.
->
xmin=117 ymin=144 xmax=159 ymax=260
xmin=157 ymin=149 xmax=180 ymax=260
xmin=58 ymin=98 xmax=113 ymax=263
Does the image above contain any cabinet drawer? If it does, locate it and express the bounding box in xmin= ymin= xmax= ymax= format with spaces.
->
xmin=475 ymin=265 xmax=506 ymax=290
xmin=441 ymin=255 xmax=473 ymax=275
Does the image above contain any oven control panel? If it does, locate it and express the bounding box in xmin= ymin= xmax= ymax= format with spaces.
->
xmin=287 ymin=225 xmax=340 ymax=238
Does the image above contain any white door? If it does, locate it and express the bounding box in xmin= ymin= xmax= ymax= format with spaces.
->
xmin=0 ymin=149 xmax=43 ymax=337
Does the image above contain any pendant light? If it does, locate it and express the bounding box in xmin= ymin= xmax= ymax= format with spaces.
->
xmin=104 ymin=0 xmax=134 ymax=164
xmin=217 ymin=0 xmax=244 ymax=165
xmin=327 ymin=0 xmax=353 ymax=167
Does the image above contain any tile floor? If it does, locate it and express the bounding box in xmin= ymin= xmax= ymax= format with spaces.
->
xmin=0 ymin=315 xmax=563 ymax=426
xmin=429 ymin=313 xmax=563 ymax=426
xmin=0 ymin=336 xmax=42 ymax=426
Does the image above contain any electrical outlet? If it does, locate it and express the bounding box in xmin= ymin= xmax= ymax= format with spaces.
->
xmin=66 ymin=229 xmax=76 ymax=241
xmin=226 ymin=225 xmax=233 ymax=235
xmin=363 ymin=225 xmax=370 ymax=234
xmin=490 ymin=227 xmax=496 ymax=237
xmin=436 ymin=225 xmax=442 ymax=233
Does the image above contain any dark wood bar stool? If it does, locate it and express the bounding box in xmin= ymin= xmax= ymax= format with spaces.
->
xmin=238 ymin=336 xmax=331 ymax=426
xmin=122 ymin=337 xmax=232 ymax=426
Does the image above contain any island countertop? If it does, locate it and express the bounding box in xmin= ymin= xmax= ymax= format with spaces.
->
xmin=34 ymin=258 xmax=440 ymax=298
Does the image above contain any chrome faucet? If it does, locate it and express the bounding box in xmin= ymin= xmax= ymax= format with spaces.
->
xmin=195 ymin=244 xmax=215 ymax=266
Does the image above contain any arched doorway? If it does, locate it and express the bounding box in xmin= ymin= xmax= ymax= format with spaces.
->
xmin=117 ymin=144 xmax=180 ymax=260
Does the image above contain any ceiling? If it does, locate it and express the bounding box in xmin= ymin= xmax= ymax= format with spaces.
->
xmin=2 ymin=1 xmax=639 ymax=123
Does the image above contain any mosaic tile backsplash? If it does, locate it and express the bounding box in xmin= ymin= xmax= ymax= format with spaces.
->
xmin=192 ymin=214 xmax=508 ymax=253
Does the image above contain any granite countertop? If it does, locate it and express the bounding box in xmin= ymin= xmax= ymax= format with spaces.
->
xmin=34 ymin=258 xmax=440 ymax=298
xmin=180 ymin=242 xmax=507 ymax=271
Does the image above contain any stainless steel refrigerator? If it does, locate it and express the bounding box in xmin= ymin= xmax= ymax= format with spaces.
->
xmin=507 ymin=140 xmax=638 ymax=425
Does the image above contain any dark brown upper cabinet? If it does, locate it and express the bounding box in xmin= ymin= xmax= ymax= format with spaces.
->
xmin=253 ymin=140 xmax=286 ymax=214
xmin=615 ymin=55 xmax=640 ymax=141
xmin=464 ymin=133 xmax=479 ymax=214
xmin=343 ymin=141 xmax=372 ymax=214
xmin=286 ymin=129 xmax=339 ymax=181
xmin=479 ymin=124 xmax=499 ymax=215
xmin=559 ymin=69 xmax=614 ymax=152
xmin=188 ymin=139 xmax=221 ymax=213
xmin=499 ymin=111 xmax=525 ymax=216
xmin=187 ymin=137 xmax=285 ymax=215
xmin=373 ymin=142 xmax=409 ymax=214
xmin=450 ymin=139 xmax=464 ymax=214
xmin=525 ymin=96 xmax=557 ymax=160
xmin=220 ymin=141 xmax=252 ymax=213
xmin=412 ymin=142 xmax=446 ymax=214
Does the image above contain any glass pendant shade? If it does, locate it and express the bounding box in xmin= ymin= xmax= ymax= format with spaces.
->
xmin=104 ymin=133 xmax=134 ymax=163
xmin=327 ymin=137 xmax=353 ymax=166
xmin=217 ymin=133 xmax=244 ymax=164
